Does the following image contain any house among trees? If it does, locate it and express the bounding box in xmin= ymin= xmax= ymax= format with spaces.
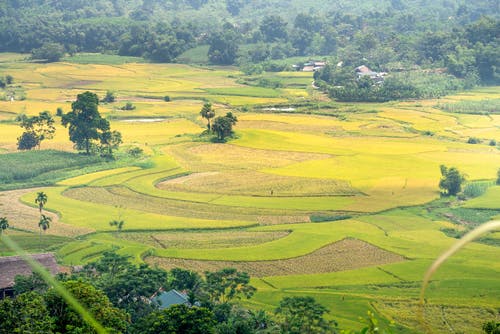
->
xmin=152 ymin=289 xmax=190 ymax=309
xmin=0 ymin=253 xmax=59 ymax=299
xmin=355 ymin=65 xmax=387 ymax=83
xmin=296 ymin=60 xmax=327 ymax=72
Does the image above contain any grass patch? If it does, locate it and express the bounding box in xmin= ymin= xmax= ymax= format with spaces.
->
xmin=176 ymin=45 xmax=209 ymax=64
xmin=437 ymin=99 xmax=500 ymax=114
xmin=0 ymin=232 xmax=72 ymax=255
xmin=0 ymin=150 xmax=103 ymax=190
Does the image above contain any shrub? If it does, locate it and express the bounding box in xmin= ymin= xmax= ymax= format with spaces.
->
xmin=56 ymin=107 xmax=63 ymax=116
xmin=102 ymin=90 xmax=116 ymax=103
xmin=163 ymin=95 xmax=171 ymax=102
xmin=489 ymin=139 xmax=496 ymax=146
xmin=121 ymin=102 xmax=136 ymax=110
xmin=467 ymin=137 xmax=481 ymax=144
xmin=128 ymin=147 xmax=144 ymax=158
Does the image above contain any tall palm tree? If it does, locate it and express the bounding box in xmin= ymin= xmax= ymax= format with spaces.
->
xmin=38 ymin=214 xmax=51 ymax=235
xmin=109 ymin=220 xmax=125 ymax=235
xmin=0 ymin=217 xmax=9 ymax=235
xmin=35 ymin=191 xmax=48 ymax=214
xmin=200 ymin=103 xmax=215 ymax=131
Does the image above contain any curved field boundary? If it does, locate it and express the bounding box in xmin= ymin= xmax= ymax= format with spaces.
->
xmin=146 ymin=238 xmax=406 ymax=277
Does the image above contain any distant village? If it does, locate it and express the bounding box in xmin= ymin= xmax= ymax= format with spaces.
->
xmin=295 ymin=60 xmax=387 ymax=83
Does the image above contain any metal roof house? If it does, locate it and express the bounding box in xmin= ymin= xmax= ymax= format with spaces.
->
xmin=153 ymin=289 xmax=190 ymax=309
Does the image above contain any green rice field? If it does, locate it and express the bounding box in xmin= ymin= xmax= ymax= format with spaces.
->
xmin=0 ymin=53 xmax=499 ymax=333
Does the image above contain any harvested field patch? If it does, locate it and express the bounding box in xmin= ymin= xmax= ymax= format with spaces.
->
xmin=376 ymin=301 xmax=497 ymax=334
xmin=157 ymin=170 xmax=356 ymax=196
xmin=0 ymin=188 xmax=93 ymax=236
xmin=146 ymin=238 xmax=405 ymax=277
xmin=117 ymin=230 xmax=290 ymax=249
xmin=174 ymin=143 xmax=330 ymax=170
xmin=63 ymin=186 xmax=311 ymax=222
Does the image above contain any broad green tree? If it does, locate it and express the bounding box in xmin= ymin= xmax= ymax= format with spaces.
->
xmin=0 ymin=217 xmax=8 ymax=235
xmin=275 ymin=296 xmax=337 ymax=334
xmin=45 ymin=280 xmax=129 ymax=334
xmin=0 ymin=292 xmax=54 ymax=333
xmin=17 ymin=111 xmax=56 ymax=150
xmin=212 ymin=112 xmax=238 ymax=141
xmin=135 ymin=304 xmax=216 ymax=334
xmin=62 ymin=91 xmax=111 ymax=155
xmin=204 ymin=268 xmax=256 ymax=303
xmin=31 ymin=42 xmax=65 ymax=62
xmin=35 ymin=191 xmax=48 ymax=214
xmin=439 ymin=165 xmax=466 ymax=196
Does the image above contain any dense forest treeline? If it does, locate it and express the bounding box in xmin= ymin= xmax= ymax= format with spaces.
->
xmin=0 ymin=0 xmax=499 ymax=100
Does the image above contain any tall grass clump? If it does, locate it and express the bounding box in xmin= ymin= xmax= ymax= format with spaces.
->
xmin=463 ymin=180 xmax=494 ymax=198
xmin=437 ymin=99 xmax=500 ymax=115
xmin=0 ymin=150 xmax=102 ymax=189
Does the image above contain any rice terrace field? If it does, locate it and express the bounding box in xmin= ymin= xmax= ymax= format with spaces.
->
xmin=0 ymin=53 xmax=499 ymax=333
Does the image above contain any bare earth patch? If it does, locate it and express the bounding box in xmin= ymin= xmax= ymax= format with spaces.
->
xmin=0 ymin=188 xmax=93 ymax=237
xmin=146 ymin=238 xmax=405 ymax=277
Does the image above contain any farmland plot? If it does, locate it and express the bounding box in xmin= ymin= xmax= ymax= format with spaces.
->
xmin=0 ymin=54 xmax=499 ymax=333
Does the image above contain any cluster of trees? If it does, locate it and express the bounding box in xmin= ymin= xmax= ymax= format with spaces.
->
xmin=312 ymin=16 xmax=498 ymax=101
xmin=0 ymin=1 xmax=497 ymax=81
xmin=439 ymin=165 xmax=466 ymax=197
xmin=16 ymin=91 xmax=122 ymax=157
xmin=0 ymin=252 xmax=342 ymax=334
xmin=0 ymin=74 xmax=13 ymax=88
xmin=200 ymin=103 xmax=238 ymax=141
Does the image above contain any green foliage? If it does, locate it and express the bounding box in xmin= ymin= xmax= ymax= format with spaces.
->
xmin=463 ymin=181 xmax=493 ymax=198
xmin=212 ymin=112 xmax=238 ymax=141
xmin=163 ymin=95 xmax=171 ymax=102
xmin=467 ymin=137 xmax=481 ymax=144
xmin=127 ymin=146 xmax=144 ymax=158
xmin=209 ymin=24 xmax=239 ymax=65
xmin=439 ymin=165 xmax=466 ymax=196
xmin=17 ymin=111 xmax=56 ymax=150
xmin=169 ymin=268 xmax=202 ymax=292
xmin=102 ymin=90 xmax=116 ymax=103
xmin=62 ymin=91 xmax=121 ymax=155
xmin=0 ymin=150 xmax=102 ymax=190
xmin=200 ymin=102 xmax=216 ymax=131
xmin=204 ymin=268 xmax=256 ymax=303
xmin=135 ymin=304 xmax=216 ymax=334
xmin=275 ymin=296 xmax=337 ymax=334
xmin=56 ymin=107 xmax=64 ymax=116
xmin=121 ymin=102 xmax=136 ymax=110
xmin=0 ymin=217 xmax=8 ymax=235
xmin=45 ymin=280 xmax=129 ymax=334
xmin=35 ymin=191 xmax=48 ymax=213
xmin=14 ymin=272 xmax=49 ymax=295
xmin=77 ymin=251 xmax=168 ymax=321
xmin=437 ymin=99 xmax=500 ymax=115
xmin=38 ymin=214 xmax=52 ymax=234
xmin=17 ymin=131 xmax=39 ymax=150
xmin=109 ymin=219 xmax=125 ymax=232
xmin=0 ymin=292 xmax=54 ymax=333
xmin=483 ymin=320 xmax=500 ymax=334
xmin=31 ymin=42 xmax=65 ymax=62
